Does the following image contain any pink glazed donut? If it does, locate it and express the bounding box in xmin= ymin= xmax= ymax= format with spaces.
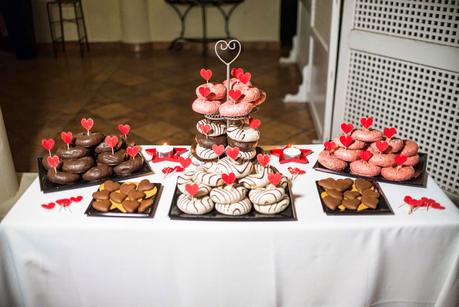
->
xmin=334 ymin=136 xmax=366 ymax=150
xmin=388 ymin=138 xmax=404 ymax=153
xmin=219 ymin=100 xmax=253 ymax=117
xmin=252 ymin=91 xmax=267 ymax=106
xmin=223 ymin=78 xmax=252 ymax=90
xmin=334 ymin=148 xmax=363 ymax=162
xmin=352 ymin=129 xmax=383 ymax=143
xmin=192 ymin=97 xmax=221 ymax=115
xmin=196 ymin=83 xmax=226 ymax=100
xmin=240 ymin=87 xmax=261 ymax=104
xmin=369 ymin=153 xmax=396 ymax=167
xmin=350 ymin=160 xmax=381 ymax=177
xmin=381 ymin=166 xmax=415 ymax=181
xmin=318 ymin=150 xmax=348 ymax=171
xmin=400 ymin=140 xmax=419 ymax=157
xmin=403 ymin=154 xmax=420 ymax=166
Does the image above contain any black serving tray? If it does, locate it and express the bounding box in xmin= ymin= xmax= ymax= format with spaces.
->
xmin=315 ymin=180 xmax=393 ymax=216
xmin=169 ymin=182 xmax=297 ymax=221
xmin=85 ymin=183 xmax=162 ymax=218
xmin=37 ymin=153 xmax=154 ymax=193
xmin=313 ymin=152 xmax=428 ymax=187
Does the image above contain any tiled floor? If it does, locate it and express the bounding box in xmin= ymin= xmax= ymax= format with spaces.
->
xmin=0 ymin=47 xmax=316 ymax=172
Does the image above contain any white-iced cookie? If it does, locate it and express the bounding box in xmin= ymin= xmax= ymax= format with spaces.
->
xmin=227 ymin=123 xmax=260 ymax=142
xmin=210 ymin=185 xmax=247 ymax=204
xmin=196 ymin=119 xmax=226 ymax=136
xmin=207 ymin=157 xmax=253 ymax=179
xmin=177 ymin=194 xmax=214 ymax=215
xmin=249 ymin=186 xmax=285 ymax=205
xmin=215 ymin=198 xmax=252 ymax=216
xmin=253 ymin=195 xmax=290 ymax=214
xmin=194 ymin=170 xmax=224 ymax=187
xmin=239 ymin=164 xmax=270 ymax=189
xmin=195 ymin=144 xmax=219 ymax=160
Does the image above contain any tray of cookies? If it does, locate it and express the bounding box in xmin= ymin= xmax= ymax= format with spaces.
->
xmin=316 ymin=177 xmax=393 ymax=215
xmin=85 ymin=179 xmax=162 ymax=218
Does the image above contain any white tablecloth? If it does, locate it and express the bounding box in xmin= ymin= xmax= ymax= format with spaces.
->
xmin=1 ymin=145 xmax=458 ymax=307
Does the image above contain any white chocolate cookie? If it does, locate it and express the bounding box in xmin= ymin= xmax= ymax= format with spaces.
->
xmin=177 ymin=194 xmax=214 ymax=215
xmin=215 ymin=198 xmax=252 ymax=216
xmin=196 ymin=119 xmax=226 ymax=136
xmin=210 ymin=185 xmax=247 ymax=204
xmin=249 ymin=186 xmax=285 ymax=205
xmin=253 ymin=195 xmax=289 ymax=214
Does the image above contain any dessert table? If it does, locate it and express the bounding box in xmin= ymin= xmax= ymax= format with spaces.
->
xmin=1 ymin=145 xmax=458 ymax=307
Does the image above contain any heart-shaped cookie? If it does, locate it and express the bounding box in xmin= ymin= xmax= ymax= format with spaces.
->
xmin=138 ymin=179 xmax=154 ymax=192
xmin=318 ymin=178 xmax=336 ymax=190
xmin=325 ymin=189 xmax=343 ymax=201
xmin=127 ymin=190 xmax=146 ymax=201
xmin=92 ymin=199 xmax=111 ymax=212
xmin=120 ymin=183 xmax=136 ymax=195
xmin=138 ymin=198 xmax=153 ymax=213
xmin=342 ymin=198 xmax=361 ymax=210
xmin=361 ymin=195 xmax=379 ymax=209
xmin=92 ymin=190 xmax=110 ymax=200
xmin=104 ymin=180 xmax=120 ymax=192
xmin=110 ymin=191 xmax=127 ymax=203
xmin=355 ymin=178 xmax=373 ymax=193
xmin=334 ymin=179 xmax=353 ymax=192
xmin=344 ymin=190 xmax=360 ymax=200
xmin=323 ymin=195 xmax=341 ymax=210
xmin=122 ymin=199 xmax=140 ymax=213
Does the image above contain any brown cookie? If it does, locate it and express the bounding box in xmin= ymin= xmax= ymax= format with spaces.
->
xmin=344 ymin=190 xmax=361 ymax=200
xmin=120 ymin=183 xmax=136 ymax=195
xmin=355 ymin=179 xmax=373 ymax=193
xmin=318 ymin=178 xmax=336 ymax=190
xmin=334 ymin=179 xmax=353 ymax=192
xmin=104 ymin=180 xmax=120 ymax=192
xmin=362 ymin=188 xmax=379 ymax=198
xmin=325 ymin=189 xmax=343 ymax=201
xmin=323 ymin=195 xmax=341 ymax=210
xmin=92 ymin=199 xmax=111 ymax=212
xmin=138 ymin=179 xmax=154 ymax=192
xmin=361 ymin=195 xmax=379 ymax=209
xmin=92 ymin=190 xmax=110 ymax=200
xmin=138 ymin=198 xmax=154 ymax=213
xmin=110 ymin=191 xmax=127 ymax=203
xmin=342 ymin=198 xmax=361 ymax=210
xmin=127 ymin=190 xmax=146 ymax=201
xmin=122 ymin=199 xmax=140 ymax=213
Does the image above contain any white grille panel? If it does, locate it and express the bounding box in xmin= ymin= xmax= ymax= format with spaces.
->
xmin=344 ymin=50 xmax=459 ymax=195
xmin=354 ymin=0 xmax=459 ymax=47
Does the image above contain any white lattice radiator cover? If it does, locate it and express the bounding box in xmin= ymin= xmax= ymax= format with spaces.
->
xmin=343 ymin=50 xmax=459 ymax=195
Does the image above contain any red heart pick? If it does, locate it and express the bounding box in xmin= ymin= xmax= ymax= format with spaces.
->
xmin=231 ymin=67 xmax=244 ymax=78
xmin=200 ymin=68 xmax=212 ymax=81
xmin=41 ymin=202 xmax=56 ymax=209
xmin=360 ymin=116 xmax=373 ymax=129
xmin=229 ymin=89 xmax=242 ymax=101
xmin=340 ymin=122 xmax=354 ymax=134
xmin=47 ymin=155 xmax=60 ymax=168
xmin=126 ymin=145 xmax=140 ymax=158
xmin=339 ymin=135 xmax=354 ymax=148
xmin=238 ymin=72 xmax=251 ymax=84
xmin=359 ymin=150 xmax=373 ymax=161
xmin=118 ymin=124 xmax=131 ymax=136
xmin=288 ymin=167 xmax=306 ymax=175
xmin=185 ymin=183 xmax=199 ymax=197
xmin=179 ymin=157 xmax=192 ymax=169
xmin=173 ymin=166 xmax=184 ymax=173
xmin=226 ymin=146 xmax=240 ymax=160
xmin=375 ymin=140 xmax=389 ymax=153
xmin=323 ymin=141 xmax=335 ymax=152
xmin=41 ymin=138 xmax=55 ymax=151
xmin=61 ymin=131 xmax=73 ymax=145
xmin=198 ymin=86 xmax=211 ymax=98
xmin=394 ymin=155 xmax=407 ymax=166
xmin=104 ymin=135 xmax=119 ymax=149
xmin=81 ymin=118 xmax=94 ymax=131
xmin=162 ymin=167 xmax=174 ymax=174
xmin=268 ymin=173 xmax=282 ymax=187
xmin=257 ymin=153 xmax=270 ymax=167
xmin=384 ymin=127 xmax=396 ymax=139
xmin=221 ymin=173 xmax=236 ymax=185
xmin=70 ymin=196 xmax=83 ymax=203
xmin=199 ymin=124 xmax=211 ymax=135
xmin=56 ymin=198 xmax=72 ymax=207
xmin=212 ymin=144 xmax=225 ymax=156
xmin=249 ymin=118 xmax=261 ymax=129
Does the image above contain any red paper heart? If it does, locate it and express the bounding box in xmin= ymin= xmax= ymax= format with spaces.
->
xmin=288 ymin=167 xmax=305 ymax=175
xmin=221 ymin=173 xmax=236 ymax=185
xmin=360 ymin=116 xmax=373 ymax=129
xmin=394 ymin=155 xmax=407 ymax=166
xmin=198 ymin=86 xmax=211 ymax=98
xmin=238 ymin=72 xmax=251 ymax=84
xmin=323 ymin=141 xmax=335 ymax=151
xmin=359 ymin=150 xmax=373 ymax=161
xmin=104 ymin=135 xmax=119 ymax=149
xmin=47 ymin=155 xmax=60 ymax=168
xmin=126 ymin=145 xmax=140 ymax=158
xmin=41 ymin=138 xmax=55 ymax=151
xmin=179 ymin=157 xmax=192 ymax=169
xmin=61 ymin=131 xmax=73 ymax=145
xmin=340 ymin=122 xmax=354 ymax=134
xmin=173 ymin=166 xmax=184 ymax=173
xmin=41 ymin=202 xmax=56 ymax=209
xmin=268 ymin=173 xmax=282 ymax=187
xmin=56 ymin=198 xmax=72 ymax=207
xmin=375 ymin=140 xmax=389 ymax=153
xmin=162 ymin=167 xmax=174 ymax=174
xmin=257 ymin=153 xmax=270 ymax=167
xmin=199 ymin=124 xmax=211 ymax=135
xmin=229 ymin=89 xmax=242 ymax=101
xmin=231 ymin=67 xmax=244 ymax=78
xmin=200 ymin=68 xmax=212 ymax=81
xmin=212 ymin=144 xmax=225 ymax=156
xmin=70 ymin=196 xmax=83 ymax=203
xmin=185 ymin=183 xmax=199 ymax=197
xmin=339 ymin=135 xmax=354 ymax=148
xmin=118 ymin=124 xmax=131 ymax=136
xmin=249 ymin=118 xmax=261 ymax=129
xmin=81 ymin=117 xmax=94 ymax=131
xmin=226 ymin=146 xmax=240 ymax=160
xmin=384 ymin=127 xmax=396 ymax=139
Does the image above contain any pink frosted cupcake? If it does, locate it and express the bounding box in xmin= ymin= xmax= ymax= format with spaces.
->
xmin=192 ymin=97 xmax=221 ymax=115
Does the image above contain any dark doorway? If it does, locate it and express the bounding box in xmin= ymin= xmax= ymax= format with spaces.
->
xmin=280 ymin=0 xmax=297 ymax=56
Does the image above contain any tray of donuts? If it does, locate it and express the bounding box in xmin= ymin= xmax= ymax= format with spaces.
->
xmin=314 ymin=118 xmax=428 ymax=187
xmin=38 ymin=118 xmax=153 ymax=193
xmin=85 ymin=179 xmax=162 ymax=218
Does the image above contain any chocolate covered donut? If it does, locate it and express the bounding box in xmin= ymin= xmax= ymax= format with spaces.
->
xmin=56 ymin=146 xmax=89 ymax=159
xmin=227 ymin=137 xmax=257 ymax=151
xmin=97 ymin=149 xmax=126 ymax=166
xmin=62 ymin=156 xmax=94 ymax=174
xmin=195 ymin=132 xmax=227 ymax=149
xmin=74 ymin=132 xmax=105 ymax=148
xmin=47 ymin=169 xmax=80 ymax=184
xmin=95 ymin=138 xmax=124 ymax=153
xmin=82 ymin=163 xmax=113 ymax=181
xmin=113 ymin=155 xmax=144 ymax=176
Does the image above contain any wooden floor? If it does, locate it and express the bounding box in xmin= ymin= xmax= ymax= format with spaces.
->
xmin=0 ymin=47 xmax=316 ymax=172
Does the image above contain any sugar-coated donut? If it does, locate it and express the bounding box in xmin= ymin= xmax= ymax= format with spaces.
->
xmin=254 ymin=195 xmax=290 ymax=214
xmin=177 ymin=194 xmax=214 ymax=215
xmin=196 ymin=119 xmax=226 ymax=136
xmin=381 ymin=166 xmax=415 ymax=181
xmin=400 ymin=140 xmax=419 ymax=157
xmin=369 ymin=153 xmax=396 ymax=167
xmin=210 ymin=185 xmax=247 ymax=204
xmin=334 ymin=148 xmax=363 ymax=162
xmin=404 ymin=154 xmax=420 ymax=166
xmin=249 ymin=186 xmax=285 ymax=205
xmin=388 ymin=138 xmax=404 ymax=153
xmin=239 ymin=164 xmax=270 ymax=189
xmin=350 ymin=160 xmax=381 ymax=177
xmin=219 ymin=100 xmax=253 ymax=117
xmin=215 ymin=197 xmax=252 ymax=215
xmin=334 ymin=136 xmax=366 ymax=150
xmin=352 ymin=129 xmax=383 ymax=142
xmin=195 ymin=82 xmax=226 ymax=100
xmin=192 ymin=97 xmax=221 ymax=115
xmin=318 ymin=151 xmax=348 ymax=171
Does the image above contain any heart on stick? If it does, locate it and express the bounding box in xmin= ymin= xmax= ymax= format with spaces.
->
xmin=394 ymin=155 xmax=407 ymax=166
xmin=178 ymin=156 xmax=192 ymax=169
xmin=61 ymin=131 xmax=73 ymax=146
xmin=339 ymin=135 xmax=354 ymax=148
xmin=229 ymin=89 xmax=242 ymax=101
xmin=340 ymin=123 xmax=354 ymax=134
xmin=104 ymin=135 xmax=119 ymax=154
xmin=199 ymin=124 xmax=212 ymax=135
xmin=288 ymin=167 xmax=306 ymax=175
xmin=359 ymin=150 xmax=373 ymax=161
xmin=56 ymin=198 xmax=72 ymax=207
xmin=70 ymin=196 xmax=83 ymax=203
xmin=375 ymin=140 xmax=389 ymax=153
xmin=118 ymin=124 xmax=131 ymax=137
xmin=231 ymin=67 xmax=244 ymax=78
xmin=81 ymin=118 xmax=94 ymax=134
xmin=41 ymin=202 xmax=56 ymax=210
xmin=200 ymin=68 xmax=212 ymax=82
xmin=238 ymin=72 xmax=251 ymax=84
xmin=221 ymin=173 xmax=236 ymax=185
xmin=257 ymin=153 xmax=270 ymax=167
xmin=360 ymin=116 xmax=373 ymax=129
xmin=41 ymin=138 xmax=55 ymax=153
xmin=162 ymin=167 xmax=174 ymax=174
xmin=226 ymin=146 xmax=240 ymax=160
xmin=185 ymin=183 xmax=199 ymax=197
xmin=212 ymin=144 xmax=225 ymax=157
xmin=384 ymin=127 xmax=396 ymax=139
xmin=198 ymin=86 xmax=211 ymax=98
xmin=249 ymin=118 xmax=261 ymax=129
xmin=268 ymin=173 xmax=282 ymax=187
xmin=324 ymin=141 xmax=335 ymax=152
xmin=126 ymin=145 xmax=140 ymax=159
xmin=214 ymin=40 xmax=241 ymax=66
xmin=47 ymin=155 xmax=60 ymax=170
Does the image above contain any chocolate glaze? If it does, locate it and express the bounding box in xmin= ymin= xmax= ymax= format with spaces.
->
xmin=47 ymin=169 xmax=80 ymax=184
xmin=227 ymin=137 xmax=258 ymax=151
xmin=56 ymin=146 xmax=90 ymax=159
xmin=94 ymin=138 xmax=124 ymax=153
xmin=113 ymin=155 xmax=144 ymax=176
xmin=97 ymin=149 xmax=126 ymax=166
xmin=42 ymin=154 xmax=63 ymax=170
xmin=82 ymin=163 xmax=113 ymax=181
xmin=75 ymin=132 xmax=105 ymax=148
xmin=62 ymin=156 xmax=94 ymax=174
xmin=195 ymin=132 xmax=227 ymax=149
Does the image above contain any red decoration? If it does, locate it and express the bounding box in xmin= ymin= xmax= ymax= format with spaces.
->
xmin=162 ymin=167 xmax=174 ymax=174
xmin=56 ymin=198 xmax=72 ymax=207
xmin=47 ymin=155 xmax=60 ymax=169
xmin=394 ymin=155 xmax=407 ymax=166
xmin=126 ymin=145 xmax=140 ymax=159
xmin=340 ymin=123 xmax=354 ymax=134
xmin=324 ymin=141 xmax=335 ymax=152
xmin=238 ymin=72 xmax=251 ymax=84
xmin=70 ymin=196 xmax=83 ymax=202
xmin=198 ymin=86 xmax=211 ymax=98
xmin=221 ymin=173 xmax=236 ymax=185
xmin=118 ymin=124 xmax=130 ymax=137
xmin=403 ymin=195 xmax=445 ymax=213
xmin=268 ymin=173 xmax=282 ymax=186
xmin=185 ymin=183 xmax=199 ymax=197
xmin=360 ymin=116 xmax=373 ymax=129
xmin=231 ymin=67 xmax=244 ymax=78
xmin=249 ymin=118 xmax=261 ymax=129
xmin=339 ymin=135 xmax=354 ymax=148
xmin=288 ymin=167 xmax=305 ymax=175
xmin=81 ymin=117 xmax=94 ymax=133
xmin=270 ymin=145 xmax=312 ymax=164
xmin=199 ymin=124 xmax=211 ymax=135
xmin=41 ymin=138 xmax=55 ymax=152
xmin=359 ymin=150 xmax=373 ymax=161
xmin=41 ymin=202 xmax=56 ymax=210
xmin=384 ymin=127 xmax=396 ymax=139
xmin=226 ymin=146 xmax=240 ymax=160
xmin=200 ymin=68 xmax=212 ymax=81
xmin=61 ymin=131 xmax=73 ymax=145
xmin=229 ymin=89 xmax=242 ymax=101
xmin=257 ymin=153 xmax=270 ymax=167
xmin=212 ymin=144 xmax=225 ymax=157
xmin=145 ymin=147 xmax=187 ymax=163
xmin=375 ymin=140 xmax=389 ymax=153
xmin=41 ymin=195 xmax=83 ymax=211
xmin=178 ymin=156 xmax=192 ymax=169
